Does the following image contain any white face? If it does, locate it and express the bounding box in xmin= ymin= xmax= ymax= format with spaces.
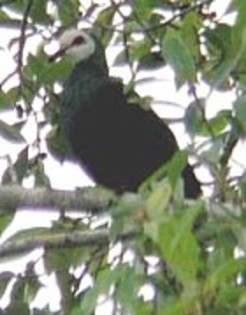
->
xmin=58 ymin=29 xmax=95 ymax=63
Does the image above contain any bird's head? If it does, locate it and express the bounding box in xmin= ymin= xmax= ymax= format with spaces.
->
xmin=49 ymin=28 xmax=104 ymax=65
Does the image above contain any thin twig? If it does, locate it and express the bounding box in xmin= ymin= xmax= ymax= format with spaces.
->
xmin=92 ymin=0 xmax=213 ymax=35
xmin=17 ymin=0 xmax=33 ymax=81
xmin=0 ymin=69 xmax=17 ymax=88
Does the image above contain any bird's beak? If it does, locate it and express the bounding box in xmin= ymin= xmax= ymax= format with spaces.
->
xmin=49 ymin=46 xmax=67 ymax=62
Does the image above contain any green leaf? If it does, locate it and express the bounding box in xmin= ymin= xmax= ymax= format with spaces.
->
xmin=25 ymin=273 xmax=40 ymax=302
xmin=184 ymin=99 xmax=205 ymax=136
xmin=206 ymin=257 xmax=244 ymax=291
xmin=0 ymin=119 xmax=25 ymax=143
xmin=234 ymin=95 xmax=246 ymax=132
xmin=185 ymin=101 xmax=230 ymax=137
xmin=82 ymin=267 xmax=114 ymax=314
xmin=131 ymin=39 xmax=152 ymax=61
xmin=134 ymin=302 xmax=153 ymax=315
xmin=209 ymin=56 xmax=239 ymax=89
xmin=113 ymin=49 xmax=127 ymax=66
xmin=110 ymin=192 xmax=142 ymax=239
xmin=181 ymin=12 xmax=201 ymax=61
xmin=58 ymin=0 xmax=79 ymax=25
xmin=138 ymin=51 xmax=164 ymax=70
xmin=27 ymin=54 xmax=72 ymax=85
xmin=2 ymin=147 xmax=29 ymax=184
xmin=166 ymin=150 xmax=188 ymax=191
xmin=3 ymin=0 xmax=25 ymax=14
xmin=116 ymin=265 xmax=141 ymax=310
xmin=162 ymin=31 xmax=196 ymax=87
xmin=235 ymin=0 xmax=246 ymax=26
xmin=205 ymin=24 xmax=232 ymax=60
xmin=0 ymin=272 xmax=13 ymax=297
xmin=146 ymin=181 xmax=172 ymax=221
xmin=71 ymin=307 xmax=87 ymax=315
xmin=29 ymin=1 xmax=48 ymax=23
xmin=43 ymin=59 xmax=73 ymax=84
xmin=0 ymin=9 xmax=10 ymax=22
xmin=46 ymin=125 xmax=72 ymax=162
xmin=94 ymin=7 xmax=115 ymax=46
xmin=0 ymin=86 xmax=20 ymax=110
xmin=204 ymin=23 xmax=246 ymax=88
xmin=158 ymin=202 xmax=202 ymax=284
xmin=33 ymin=160 xmax=50 ymax=187
xmin=0 ymin=213 xmax=13 ymax=234
xmin=4 ymin=301 xmax=29 ymax=315
xmin=199 ymin=136 xmax=224 ymax=164
xmin=207 ymin=111 xmax=231 ymax=135
xmin=7 ymin=278 xmax=29 ymax=315
xmin=133 ymin=0 xmax=156 ymax=18
xmin=0 ymin=90 xmax=9 ymax=110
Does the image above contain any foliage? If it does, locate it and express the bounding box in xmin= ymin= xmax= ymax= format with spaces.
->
xmin=0 ymin=0 xmax=246 ymax=314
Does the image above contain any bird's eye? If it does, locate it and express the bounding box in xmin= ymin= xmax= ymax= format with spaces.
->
xmin=72 ymin=36 xmax=86 ymax=46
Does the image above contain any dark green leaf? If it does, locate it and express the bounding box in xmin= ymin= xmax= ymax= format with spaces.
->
xmin=33 ymin=160 xmax=50 ymax=187
xmin=7 ymin=278 xmax=29 ymax=315
xmin=0 ymin=272 xmax=13 ymax=297
xmin=204 ymin=23 xmax=246 ymax=88
xmin=138 ymin=51 xmax=164 ymax=70
xmin=184 ymin=99 xmax=205 ymax=136
xmin=205 ymin=24 xmax=232 ymax=60
xmin=4 ymin=301 xmax=30 ymax=315
xmin=29 ymin=1 xmax=48 ymax=23
xmin=2 ymin=147 xmax=29 ymax=184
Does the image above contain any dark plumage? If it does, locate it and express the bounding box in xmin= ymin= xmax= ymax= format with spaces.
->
xmin=52 ymin=29 xmax=201 ymax=198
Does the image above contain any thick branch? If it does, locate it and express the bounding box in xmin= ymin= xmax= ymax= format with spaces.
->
xmin=0 ymin=228 xmax=137 ymax=257
xmin=0 ymin=185 xmax=115 ymax=213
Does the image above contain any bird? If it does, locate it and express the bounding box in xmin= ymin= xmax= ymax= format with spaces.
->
xmin=50 ymin=28 xmax=201 ymax=198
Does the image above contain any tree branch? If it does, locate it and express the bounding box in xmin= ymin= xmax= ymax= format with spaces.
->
xmin=0 ymin=228 xmax=137 ymax=257
xmin=0 ymin=185 xmax=115 ymax=214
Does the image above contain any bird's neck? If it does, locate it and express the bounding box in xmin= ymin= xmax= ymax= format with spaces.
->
xmin=71 ymin=54 xmax=108 ymax=85
xmin=61 ymin=56 xmax=109 ymax=112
